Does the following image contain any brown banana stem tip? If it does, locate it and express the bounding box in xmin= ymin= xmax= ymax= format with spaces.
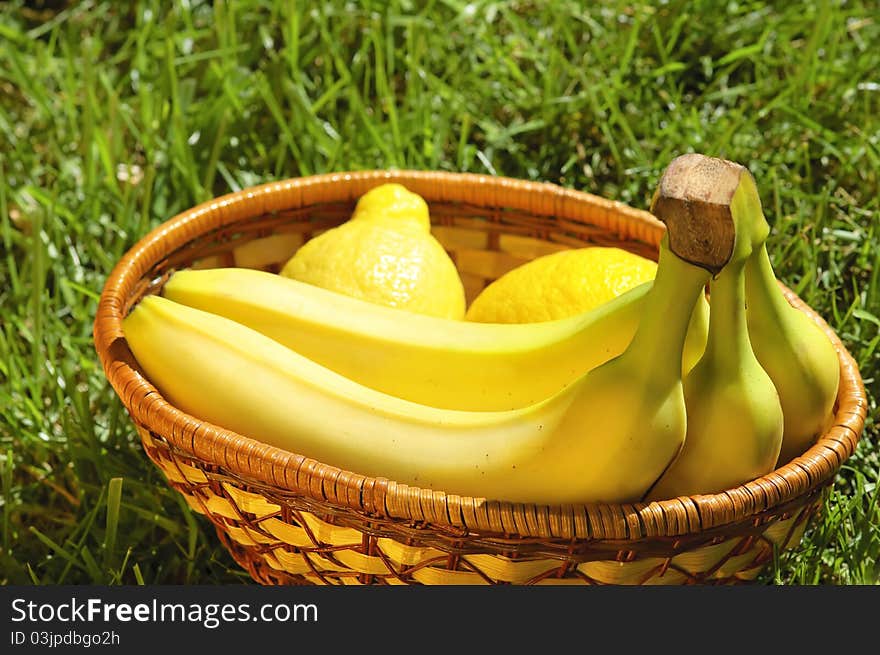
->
xmin=650 ymin=153 xmax=745 ymax=275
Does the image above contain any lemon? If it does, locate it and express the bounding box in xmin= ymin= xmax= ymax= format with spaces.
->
xmin=465 ymin=246 xmax=657 ymax=323
xmin=281 ymin=183 xmax=466 ymax=319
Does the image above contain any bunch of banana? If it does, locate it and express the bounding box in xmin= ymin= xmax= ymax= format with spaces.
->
xmin=160 ymin=266 xmax=710 ymax=412
xmin=646 ymin=155 xmax=784 ymax=499
xmin=123 ymin=158 xmax=739 ymax=505
xmin=646 ymin=153 xmax=841 ymax=497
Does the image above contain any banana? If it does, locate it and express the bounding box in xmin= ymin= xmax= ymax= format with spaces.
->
xmin=745 ymin=240 xmax=840 ymax=466
xmin=160 ymin=266 xmax=709 ymax=412
xmin=646 ymin=155 xmax=784 ymax=500
xmin=123 ymin=200 xmax=725 ymax=504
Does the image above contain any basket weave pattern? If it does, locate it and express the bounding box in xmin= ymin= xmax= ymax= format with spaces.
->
xmin=94 ymin=171 xmax=867 ymax=585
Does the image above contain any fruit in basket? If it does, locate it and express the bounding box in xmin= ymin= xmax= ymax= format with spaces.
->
xmin=280 ymin=183 xmax=466 ymax=319
xmin=646 ymin=154 xmax=784 ymax=500
xmin=121 ymin=158 xmax=734 ymax=505
xmin=745 ymin=238 xmax=840 ymax=465
xmin=123 ymin=242 xmax=707 ymax=504
xmin=161 ymin=266 xmax=709 ymax=411
xmin=465 ymin=246 xmax=658 ymax=323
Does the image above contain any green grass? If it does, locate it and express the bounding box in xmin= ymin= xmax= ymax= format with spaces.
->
xmin=0 ymin=0 xmax=877 ymax=585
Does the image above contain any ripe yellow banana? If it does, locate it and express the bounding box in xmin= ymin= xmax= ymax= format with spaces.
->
xmin=745 ymin=243 xmax=840 ymax=466
xmin=160 ymin=265 xmax=709 ymax=412
xmin=646 ymin=155 xmax=784 ymax=500
xmin=123 ymin=226 xmax=714 ymax=504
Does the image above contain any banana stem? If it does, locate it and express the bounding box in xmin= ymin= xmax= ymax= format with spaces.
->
xmin=703 ymin=260 xmax=751 ymax=372
xmin=624 ymin=240 xmax=711 ymax=387
xmin=744 ymin=244 xmax=789 ymax=320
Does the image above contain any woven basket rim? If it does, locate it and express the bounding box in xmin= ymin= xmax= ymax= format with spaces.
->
xmin=92 ymin=169 xmax=868 ymax=542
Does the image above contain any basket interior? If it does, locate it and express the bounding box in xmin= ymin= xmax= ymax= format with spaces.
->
xmin=141 ymin=192 xmax=663 ymax=309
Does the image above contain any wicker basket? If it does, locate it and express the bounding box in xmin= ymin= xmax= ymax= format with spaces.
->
xmin=93 ymin=170 xmax=867 ymax=585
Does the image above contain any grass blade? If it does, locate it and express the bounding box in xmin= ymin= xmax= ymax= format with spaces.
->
xmin=103 ymin=477 xmax=124 ymax=571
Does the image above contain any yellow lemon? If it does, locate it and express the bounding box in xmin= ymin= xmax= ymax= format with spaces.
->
xmin=466 ymin=246 xmax=657 ymax=323
xmin=281 ymin=183 xmax=466 ymax=319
